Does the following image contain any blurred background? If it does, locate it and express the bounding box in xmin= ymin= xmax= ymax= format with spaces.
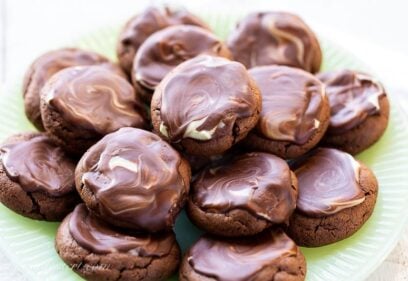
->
xmin=0 ymin=0 xmax=407 ymax=280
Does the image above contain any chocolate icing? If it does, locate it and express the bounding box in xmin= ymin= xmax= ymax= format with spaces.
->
xmin=133 ymin=25 xmax=231 ymax=94
xmin=249 ymin=65 xmax=325 ymax=144
xmin=23 ymin=48 xmax=108 ymax=99
xmin=69 ymin=204 xmax=175 ymax=256
xmin=294 ymin=148 xmax=365 ymax=216
xmin=117 ymin=6 xmax=209 ymax=73
xmin=188 ymin=230 xmax=297 ymax=281
xmin=43 ymin=65 xmax=146 ymax=135
xmin=192 ymin=152 xmax=296 ymax=223
xmin=227 ymin=11 xmax=321 ymax=72
xmin=154 ymin=55 xmax=259 ymax=142
xmin=318 ymin=70 xmax=386 ymax=134
xmin=23 ymin=48 xmax=108 ymax=129
xmin=0 ymin=134 xmax=75 ymax=196
xmin=78 ymin=127 xmax=189 ymax=232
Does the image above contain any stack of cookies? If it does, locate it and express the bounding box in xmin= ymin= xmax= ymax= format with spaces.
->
xmin=0 ymin=6 xmax=390 ymax=281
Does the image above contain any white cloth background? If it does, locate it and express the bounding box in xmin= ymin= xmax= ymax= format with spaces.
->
xmin=0 ymin=0 xmax=407 ymax=280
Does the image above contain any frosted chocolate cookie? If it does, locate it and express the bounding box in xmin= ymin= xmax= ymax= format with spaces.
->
xmin=180 ymin=229 xmax=306 ymax=281
xmin=40 ymin=65 xmax=147 ymax=155
xmin=0 ymin=132 xmax=79 ymax=220
xmin=117 ymin=6 xmax=209 ymax=74
xmin=23 ymin=48 xmax=109 ymax=130
xmin=318 ymin=70 xmax=390 ymax=155
xmin=287 ymin=148 xmax=378 ymax=247
xmin=132 ymin=25 xmax=231 ymax=103
xmin=75 ymin=127 xmax=191 ymax=232
xmin=227 ymin=11 xmax=322 ymax=72
xmin=244 ymin=65 xmax=329 ymax=159
xmin=188 ymin=152 xmax=298 ymax=237
xmin=151 ymin=55 xmax=261 ymax=156
xmin=56 ymin=204 xmax=180 ymax=281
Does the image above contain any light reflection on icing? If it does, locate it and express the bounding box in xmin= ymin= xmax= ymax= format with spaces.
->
xmin=117 ymin=6 xmax=210 ymax=73
xmin=0 ymin=134 xmax=75 ymax=196
xmin=227 ymin=11 xmax=321 ymax=72
xmin=262 ymin=15 xmax=305 ymax=66
xmin=133 ymin=25 xmax=231 ymax=92
xmin=79 ymin=128 xmax=188 ymax=232
xmin=44 ymin=65 xmax=146 ymax=135
xmin=192 ymin=152 xmax=296 ymax=223
xmin=295 ymin=148 xmax=365 ymax=216
xmin=188 ymin=230 xmax=297 ymax=281
xmin=318 ymin=70 xmax=386 ymax=134
xmin=68 ymin=204 xmax=175 ymax=256
xmin=155 ymin=55 xmax=258 ymax=142
xmin=249 ymin=65 xmax=325 ymax=144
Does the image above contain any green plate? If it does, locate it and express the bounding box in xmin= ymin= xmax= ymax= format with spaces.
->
xmin=0 ymin=12 xmax=408 ymax=281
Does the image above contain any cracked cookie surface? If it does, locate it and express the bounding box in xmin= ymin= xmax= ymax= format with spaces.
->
xmin=187 ymin=152 xmax=298 ymax=237
xmin=244 ymin=65 xmax=330 ymax=159
xmin=56 ymin=204 xmax=180 ymax=281
xmin=287 ymin=148 xmax=378 ymax=247
xmin=0 ymin=132 xmax=79 ymax=221
xmin=151 ymin=55 xmax=261 ymax=156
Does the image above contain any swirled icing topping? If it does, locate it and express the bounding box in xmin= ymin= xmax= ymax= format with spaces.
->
xmin=249 ymin=65 xmax=325 ymax=144
xmin=69 ymin=204 xmax=176 ymax=256
xmin=23 ymin=48 xmax=108 ymax=129
xmin=117 ymin=6 xmax=209 ymax=73
xmin=227 ymin=11 xmax=322 ymax=72
xmin=78 ymin=127 xmax=189 ymax=232
xmin=317 ymin=70 xmax=386 ymax=134
xmin=294 ymin=148 xmax=365 ymax=216
xmin=0 ymin=134 xmax=75 ymax=196
xmin=43 ymin=65 xmax=146 ymax=135
xmin=188 ymin=230 xmax=298 ymax=281
xmin=192 ymin=152 xmax=297 ymax=223
xmin=133 ymin=25 xmax=231 ymax=94
xmin=153 ymin=55 xmax=259 ymax=142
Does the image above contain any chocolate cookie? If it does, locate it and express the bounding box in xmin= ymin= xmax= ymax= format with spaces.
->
xmin=244 ymin=65 xmax=330 ymax=159
xmin=227 ymin=11 xmax=322 ymax=72
xmin=40 ymin=65 xmax=147 ymax=156
xmin=23 ymin=48 xmax=110 ymax=130
xmin=75 ymin=127 xmax=191 ymax=232
xmin=180 ymin=229 xmax=306 ymax=281
xmin=0 ymin=132 xmax=79 ymax=220
xmin=318 ymin=70 xmax=390 ymax=155
xmin=151 ymin=55 xmax=262 ymax=156
xmin=117 ymin=6 xmax=209 ymax=74
xmin=132 ymin=25 xmax=231 ymax=103
xmin=56 ymin=204 xmax=180 ymax=281
xmin=287 ymin=148 xmax=378 ymax=247
xmin=188 ymin=152 xmax=298 ymax=237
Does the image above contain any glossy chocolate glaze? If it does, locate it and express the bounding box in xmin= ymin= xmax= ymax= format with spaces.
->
xmin=69 ymin=204 xmax=175 ymax=256
xmin=192 ymin=152 xmax=297 ymax=223
xmin=42 ymin=65 xmax=147 ymax=135
xmin=78 ymin=127 xmax=189 ymax=232
xmin=227 ymin=11 xmax=322 ymax=72
xmin=23 ymin=48 xmax=109 ymax=129
xmin=318 ymin=70 xmax=386 ymax=134
xmin=117 ymin=6 xmax=209 ymax=73
xmin=154 ymin=55 xmax=259 ymax=142
xmin=249 ymin=65 xmax=325 ymax=144
xmin=133 ymin=25 xmax=231 ymax=95
xmin=0 ymin=134 xmax=75 ymax=196
xmin=188 ymin=230 xmax=297 ymax=281
xmin=294 ymin=148 xmax=365 ymax=216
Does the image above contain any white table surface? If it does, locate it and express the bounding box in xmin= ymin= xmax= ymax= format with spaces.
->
xmin=0 ymin=0 xmax=407 ymax=280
